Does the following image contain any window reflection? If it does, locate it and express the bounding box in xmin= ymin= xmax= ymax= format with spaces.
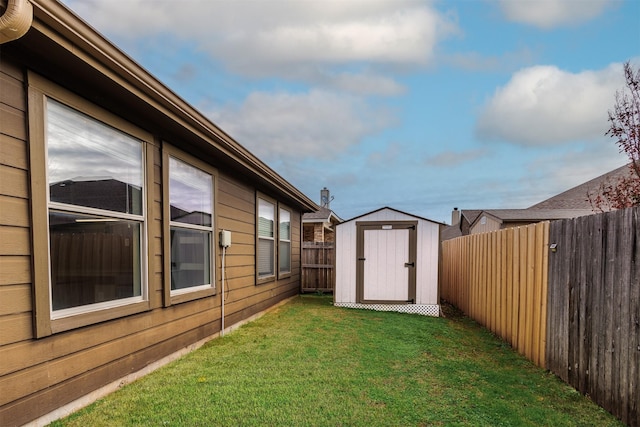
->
xmin=46 ymin=98 xmax=146 ymax=313
xmin=47 ymin=99 xmax=143 ymax=215
xmin=170 ymin=228 xmax=211 ymax=290
xmin=49 ymin=211 xmax=142 ymax=310
xmin=279 ymin=209 xmax=291 ymax=274
xmin=169 ymin=156 xmax=212 ymax=226
xmin=168 ymin=156 xmax=214 ymax=292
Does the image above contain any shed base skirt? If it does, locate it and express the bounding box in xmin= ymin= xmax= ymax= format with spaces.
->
xmin=334 ymin=302 xmax=440 ymax=317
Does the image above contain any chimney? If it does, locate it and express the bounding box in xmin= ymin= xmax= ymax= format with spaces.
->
xmin=320 ymin=187 xmax=331 ymax=208
xmin=451 ymin=207 xmax=460 ymax=225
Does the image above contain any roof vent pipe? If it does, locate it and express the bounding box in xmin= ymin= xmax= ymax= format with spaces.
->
xmin=0 ymin=0 xmax=33 ymax=44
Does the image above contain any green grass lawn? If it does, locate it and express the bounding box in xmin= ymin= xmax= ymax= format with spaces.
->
xmin=51 ymin=295 xmax=622 ymax=426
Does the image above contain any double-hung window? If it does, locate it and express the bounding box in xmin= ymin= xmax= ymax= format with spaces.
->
xmin=165 ymin=151 xmax=215 ymax=301
xmin=47 ymin=99 xmax=146 ymax=316
xmin=256 ymin=195 xmax=294 ymax=283
xmin=29 ymin=74 xmax=153 ymax=336
xmin=257 ymin=197 xmax=276 ymax=280
xmin=279 ymin=208 xmax=291 ymax=276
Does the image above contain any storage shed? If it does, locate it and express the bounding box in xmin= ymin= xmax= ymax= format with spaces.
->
xmin=335 ymin=207 xmax=442 ymax=316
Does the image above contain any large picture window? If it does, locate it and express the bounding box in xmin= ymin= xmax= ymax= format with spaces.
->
xmin=168 ymin=156 xmax=214 ymax=294
xmin=46 ymin=98 xmax=146 ymax=317
xmin=257 ymin=197 xmax=276 ymax=279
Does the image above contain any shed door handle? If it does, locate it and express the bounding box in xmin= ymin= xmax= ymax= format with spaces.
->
xmin=404 ymin=262 xmax=415 ymax=267
xmin=358 ymin=257 xmax=366 ymax=261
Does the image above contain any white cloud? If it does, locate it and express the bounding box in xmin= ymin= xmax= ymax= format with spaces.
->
xmin=424 ymin=148 xmax=489 ymax=167
xmin=476 ymin=63 xmax=625 ymax=146
xmin=208 ymin=90 xmax=393 ymax=162
xmin=329 ymin=72 xmax=406 ymax=96
xmin=61 ymin=0 xmax=458 ymax=93
xmin=443 ymin=48 xmax=536 ymax=72
xmin=495 ymin=0 xmax=618 ymax=29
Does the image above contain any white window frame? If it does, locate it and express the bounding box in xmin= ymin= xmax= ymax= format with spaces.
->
xmin=278 ymin=206 xmax=292 ymax=277
xmin=46 ymin=99 xmax=148 ymax=319
xmin=256 ymin=195 xmax=276 ymax=283
xmin=163 ymin=145 xmax=217 ymax=305
xmin=28 ymin=72 xmax=153 ymax=337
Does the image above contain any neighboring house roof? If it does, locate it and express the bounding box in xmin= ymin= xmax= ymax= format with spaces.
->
xmin=442 ymin=165 xmax=630 ymax=240
xmin=469 ymin=208 xmax=594 ymax=229
xmin=460 ymin=209 xmax=482 ymax=225
xmin=302 ymin=206 xmax=343 ymax=224
xmin=529 ymin=164 xmax=630 ymax=210
xmin=440 ymin=225 xmax=463 ymax=241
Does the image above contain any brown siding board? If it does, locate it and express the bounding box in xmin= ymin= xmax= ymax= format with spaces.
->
xmin=0 ymin=256 xmax=30 ymax=286
xmin=0 ymin=195 xmax=29 ymax=227
xmin=0 ymin=284 xmax=31 ymax=316
xmin=218 ymin=187 xmax=255 ymax=214
xmin=0 ymin=104 xmax=26 ymax=140
xmin=0 ymin=313 xmax=32 ymax=346
xmin=0 ymin=165 xmax=28 ymax=199
xmin=0 ymin=134 xmax=27 ymax=170
xmin=217 ymin=203 xmax=254 ymax=225
xmin=218 ymin=176 xmax=255 ymax=204
xmin=0 ymin=71 xmax=25 ymax=111
xmin=0 ymin=226 xmax=30 ymax=256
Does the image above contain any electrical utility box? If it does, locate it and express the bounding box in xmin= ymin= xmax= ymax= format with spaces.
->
xmin=219 ymin=230 xmax=231 ymax=248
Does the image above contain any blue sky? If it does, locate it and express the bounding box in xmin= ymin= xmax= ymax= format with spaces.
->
xmin=60 ymin=0 xmax=639 ymax=223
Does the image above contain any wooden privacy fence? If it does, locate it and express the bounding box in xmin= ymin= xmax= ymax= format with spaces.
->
xmin=301 ymin=242 xmax=335 ymax=292
xmin=547 ymin=208 xmax=639 ymax=426
xmin=441 ymin=207 xmax=640 ymax=426
xmin=441 ymin=222 xmax=549 ymax=367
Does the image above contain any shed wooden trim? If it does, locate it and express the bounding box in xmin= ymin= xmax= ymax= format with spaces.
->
xmin=355 ymin=221 xmax=418 ymax=304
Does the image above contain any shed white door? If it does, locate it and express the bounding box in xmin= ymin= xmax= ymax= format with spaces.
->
xmin=356 ymin=222 xmax=417 ymax=303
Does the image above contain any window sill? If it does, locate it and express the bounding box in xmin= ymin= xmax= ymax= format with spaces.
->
xmin=50 ymin=300 xmax=151 ymax=335
xmin=169 ymin=286 xmax=217 ymax=305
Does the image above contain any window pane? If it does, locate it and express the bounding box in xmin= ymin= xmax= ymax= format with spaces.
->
xmin=47 ymin=99 xmax=144 ymax=215
xmin=279 ymin=209 xmax=291 ymax=240
xmin=49 ymin=211 xmax=142 ymax=311
xmin=258 ymin=238 xmax=274 ymax=277
xmin=170 ymin=227 xmax=211 ymax=290
xmin=258 ymin=199 xmax=274 ymax=238
xmin=169 ymin=157 xmax=212 ymax=226
xmin=279 ymin=241 xmax=291 ymax=273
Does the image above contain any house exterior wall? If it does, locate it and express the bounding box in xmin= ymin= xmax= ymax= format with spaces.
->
xmin=335 ymin=208 xmax=440 ymax=306
xmin=470 ymin=215 xmax=501 ymax=235
xmin=302 ymin=222 xmax=335 ymax=243
xmin=0 ymin=7 xmax=309 ymax=425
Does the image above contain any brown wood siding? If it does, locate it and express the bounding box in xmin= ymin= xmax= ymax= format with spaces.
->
xmin=0 ymin=54 xmax=33 ymax=355
xmin=0 ymin=55 xmax=305 ymax=426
